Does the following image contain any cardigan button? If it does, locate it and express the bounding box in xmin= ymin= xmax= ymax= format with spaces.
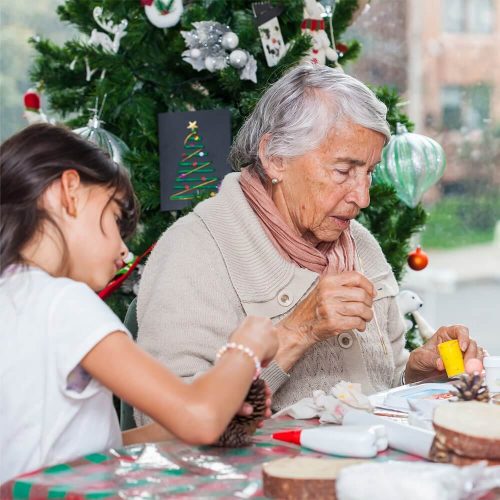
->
xmin=338 ymin=332 xmax=353 ymax=349
xmin=277 ymin=291 xmax=293 ymax=307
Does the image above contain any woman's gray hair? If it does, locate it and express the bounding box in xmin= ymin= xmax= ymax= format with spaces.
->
xmin=229 ymin=63 xmax=391 ymax=179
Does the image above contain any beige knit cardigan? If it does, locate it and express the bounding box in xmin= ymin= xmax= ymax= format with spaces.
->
xmin=135 ymin=173 xmax=408 ymax=422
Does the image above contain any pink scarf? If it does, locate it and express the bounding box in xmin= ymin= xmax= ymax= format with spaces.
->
xmin=239 ymin=168 xmax=357 ymax=275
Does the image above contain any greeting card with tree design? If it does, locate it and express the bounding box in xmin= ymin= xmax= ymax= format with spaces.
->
xmin=159 ymin=109 xmax=232 ymax=210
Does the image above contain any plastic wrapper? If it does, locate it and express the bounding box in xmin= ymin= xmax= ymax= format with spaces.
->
xmin=109 ymin=440 xmax=303 ymax=498
xmin=336 ymin=461 xmax=500 ymax=500
xmin=0 ymin=438 xmax=300 ymax=499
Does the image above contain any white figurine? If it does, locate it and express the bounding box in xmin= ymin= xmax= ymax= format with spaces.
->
xmin=301 ymin=0 xmax=338 ymax=65
xmin=396 ymin=290 xmax=436 ymax=340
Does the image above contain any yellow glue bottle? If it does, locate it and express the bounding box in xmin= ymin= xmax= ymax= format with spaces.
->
xmin=438 ymin=339 xmax=465 ymax=377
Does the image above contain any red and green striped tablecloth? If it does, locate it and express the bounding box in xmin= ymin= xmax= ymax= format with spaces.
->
xmin=0 ymin=417 xmax=437 ymax=499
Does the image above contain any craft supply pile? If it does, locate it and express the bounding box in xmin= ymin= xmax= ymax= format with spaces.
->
xmin=261 ymin=363 xmax=500 ymax=499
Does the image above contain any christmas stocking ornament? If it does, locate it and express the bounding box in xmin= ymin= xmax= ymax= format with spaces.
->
xmin=301 ymin=0 xmax=338 ymax=65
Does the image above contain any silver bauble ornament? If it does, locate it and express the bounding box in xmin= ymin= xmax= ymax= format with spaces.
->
xmin=74 ymin=115 xmax=129 ymax=167
xmin=229 ymin=49 xmax=248 ymax=69
xmin=221 ymin=31 xmax=239 ymax=50
xmin=190 ymin=48 xmax=202 ymax=59
xmin=205 ymin=56 xmax=217 ymax=72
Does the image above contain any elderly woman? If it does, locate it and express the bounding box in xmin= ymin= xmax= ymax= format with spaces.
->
xmin=135 ymin=64 xmax=483 ymax=419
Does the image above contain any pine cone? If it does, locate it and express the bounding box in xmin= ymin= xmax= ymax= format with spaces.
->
xmin=451 ymin=372 xmax=489 ymax=402
xmin=213 ymin=379 xmax=267 ymax=447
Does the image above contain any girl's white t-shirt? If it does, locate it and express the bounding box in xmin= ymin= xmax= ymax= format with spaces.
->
xmin=0 ymin=267 xmax=130 ymax=482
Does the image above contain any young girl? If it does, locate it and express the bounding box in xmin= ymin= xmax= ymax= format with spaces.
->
xmin=0 ymin=124 xmax=278 ymax=482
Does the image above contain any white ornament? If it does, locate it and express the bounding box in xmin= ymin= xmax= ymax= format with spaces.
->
xmin=256 ymin=16 xmax=287 ymax=67
xmin=301 ymin=0 xmax=339 ymax=66
xmin=396 ymin=290 xmax=436 ymax=341
xmin=412 ymin=311 xmax=436 ymax=341
xmin=23 ymin=110 xmax=48 ymax=125
xmin=181 ymin=21 xmax=257 ymax=83
xmin=190 ymin=48 xmax=201 ymax=59
xmin=84 ymin=56 xmax=98 ymax=82
xmin=204 ymin=56 xmax=217 ymax=72
xmin=229 ymin=49 xmax=248 ymax=69
xmin=89 ymin=7 xmax=128 ymax=54
xmin=240 ymin=53 xmax=257 ymax=83
xmin=144 ymin=0 xmax=183 ymax=28
xmin=181 ymin=21 xmax=229 ymax=72
xmin=396 ymin=290 xmax=423 ymax=331
xmin=221 ymin=31 xmax=239 ymax=50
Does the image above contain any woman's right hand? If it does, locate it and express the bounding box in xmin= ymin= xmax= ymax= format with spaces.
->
xmin=275 ymin=271 xmax=376 ymax=371
xmin=229 ymin=315 xmax=279 ymax=367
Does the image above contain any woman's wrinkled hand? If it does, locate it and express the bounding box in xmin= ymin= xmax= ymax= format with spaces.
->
xmin=283 ymin=271 xmax=376 ymax=346
xmin=404 ymin=324 xmax=486 ymax=383
xmin=273 ymin=271 xmax=376 ymax=372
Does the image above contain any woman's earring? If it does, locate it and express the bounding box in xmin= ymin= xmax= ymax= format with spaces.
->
xmin=271 ymin=178 xmax=280 ymax=185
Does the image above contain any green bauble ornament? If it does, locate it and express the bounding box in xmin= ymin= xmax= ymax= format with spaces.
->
xmin=375 ymin=123 xmax=446 ymax=208
xmin=74 ymin=114 xmax=129 ymax=167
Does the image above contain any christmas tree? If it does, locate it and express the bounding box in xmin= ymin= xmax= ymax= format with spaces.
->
xmin=28 ymin=0 xmax=426 ymax=326
xmin=170 ymin=120 xmax=218 ymax=202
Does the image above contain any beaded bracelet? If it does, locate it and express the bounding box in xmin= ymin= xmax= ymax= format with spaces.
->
xmin=215 ymin=342 xmax=262 ymax=380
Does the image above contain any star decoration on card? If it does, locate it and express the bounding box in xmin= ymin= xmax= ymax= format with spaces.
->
xmin=187 ymin=120 xmax=198 ymax=131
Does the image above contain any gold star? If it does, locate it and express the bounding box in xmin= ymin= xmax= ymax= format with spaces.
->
xmin=187 ymin=121 xmax=198 ymax=131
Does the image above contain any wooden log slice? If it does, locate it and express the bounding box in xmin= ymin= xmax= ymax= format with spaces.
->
xmin=430 ymin=433 xmax=500 ymax=466
xmin=433 ymin=402 xmax=500 ymax=459
xmin=262 ymin=457 xmax=363 ymax=500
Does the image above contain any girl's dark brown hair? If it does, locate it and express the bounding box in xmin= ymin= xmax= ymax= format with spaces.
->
xmin=0 ymin=123 xmax=138 ymax=274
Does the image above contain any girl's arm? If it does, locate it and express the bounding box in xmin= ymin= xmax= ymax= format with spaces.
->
xmin=122 ymin=422 xmax=173 ymax=445
xmin=81 ymin=316 xmax=277 ymax=445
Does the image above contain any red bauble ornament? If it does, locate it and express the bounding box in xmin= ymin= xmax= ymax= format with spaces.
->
xmin=336 ymin=42 xmax=349 ymax=56
xmin=407 ymin=246 xmax=429 ymax=271
xmin=23 ymin=89 xmax=41 ymax=111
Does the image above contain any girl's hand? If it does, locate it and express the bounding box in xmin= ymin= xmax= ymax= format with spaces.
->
xmin=259 ymin=383 xmax=273 ymax=425
xmin=237 ymin=382 xmax=273 ymax=427
xmin=229 ymin=316 xmax=279 ymax=367
xmin=404 ymin=325 xmax=486 ymax=383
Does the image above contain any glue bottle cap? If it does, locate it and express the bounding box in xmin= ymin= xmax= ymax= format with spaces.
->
xmin=272 ymin=429 xmax=302 ymax=445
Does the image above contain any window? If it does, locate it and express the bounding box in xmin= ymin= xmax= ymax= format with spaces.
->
xmin=346 ymin=0 xmax=500 ymax=357
xmin=441 ymin=84 xmax=491 ymax=130
xmin=442 ymin=0 xmax=495 ymax=33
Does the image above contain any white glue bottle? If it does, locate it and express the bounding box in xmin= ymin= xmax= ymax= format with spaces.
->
xmin=272 ymin=425 xmax=388 ymax=458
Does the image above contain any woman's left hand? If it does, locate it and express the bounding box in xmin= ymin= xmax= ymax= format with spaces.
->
xmin=404 ymin=324 xmax=486 ymax=384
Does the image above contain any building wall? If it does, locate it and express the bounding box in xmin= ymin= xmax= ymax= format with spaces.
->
xmin=417 ymin=0 xmax=500 ymax=128
xmin=347 ymin=0 xmax=499 ymax=190
xmin=408 ymin=0 xmax=500 ymax=188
